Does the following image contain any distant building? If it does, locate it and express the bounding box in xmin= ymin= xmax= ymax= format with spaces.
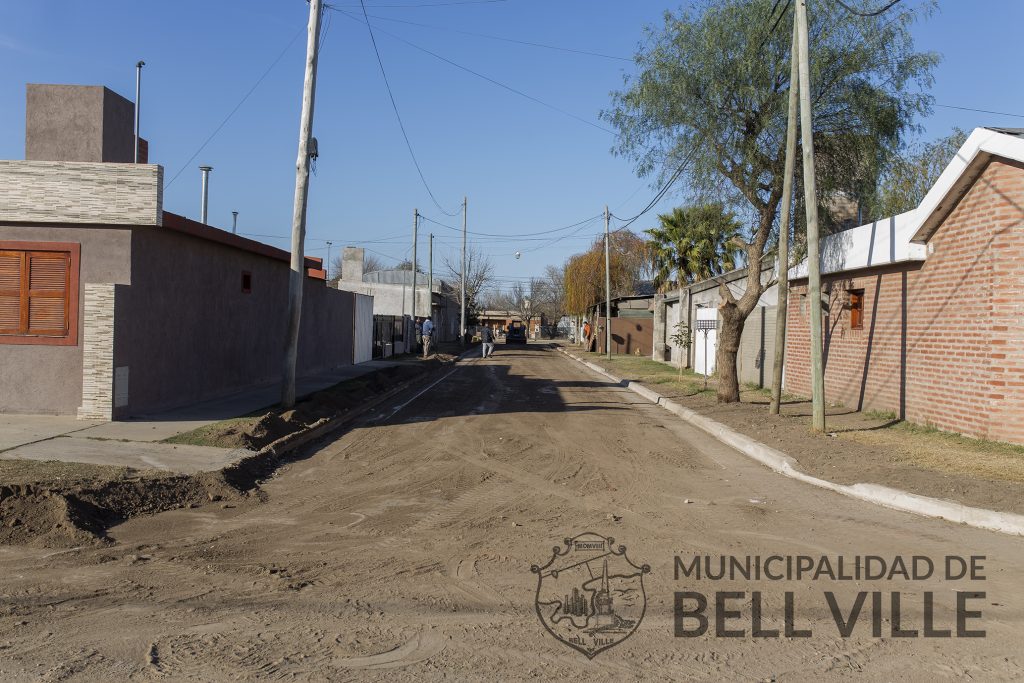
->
xmin=333 ymin=247 xmax=459 ymax=345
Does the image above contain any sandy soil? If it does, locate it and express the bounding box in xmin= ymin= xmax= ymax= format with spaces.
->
xmin=575 ymin=350 xmax=1024 ymax=515
xmin=0 ymin=344 xmax=1021 ymax=681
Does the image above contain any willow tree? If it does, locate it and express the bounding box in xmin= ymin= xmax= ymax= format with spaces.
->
xmin=604 ymin=0 xmax=937 ymax=402
xmin=564 ymin=231 xmax=651 ymax=318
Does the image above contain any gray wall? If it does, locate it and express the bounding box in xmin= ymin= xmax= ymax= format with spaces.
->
xmin=26 ymin=84 xmax=137 ymax=163
xmin=117 ymin=226 xmax=357 ymax=416
xmin=0 ymin=224 xmax=132 ymax=414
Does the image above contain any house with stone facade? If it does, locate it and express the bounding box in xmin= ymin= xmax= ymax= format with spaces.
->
xmin=785 ymin=127 xmax=1024 ymax=445
xmin=1 ymin=83 xmax=371 ymax=420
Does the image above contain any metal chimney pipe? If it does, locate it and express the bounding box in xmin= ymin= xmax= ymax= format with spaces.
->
xmin=232 ymin=211 xmax=239 ymax=233
xmin=199 ymin=166 xmax=213 ymax=224
xmin=134 ymin=60 xmax=145 ymax=163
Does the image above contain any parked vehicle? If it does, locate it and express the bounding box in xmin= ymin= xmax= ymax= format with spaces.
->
xmin=506 ymin=321 xmax=527 ymax=343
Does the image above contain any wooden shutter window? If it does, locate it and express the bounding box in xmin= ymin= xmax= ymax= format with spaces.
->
xmin=0 ymin=242 xmax=79 ymax=345
xmin=0 ymin=252 xmax=22 ymax=334
xmin=848 ymin=290 xmax=864 ymax=330
xmin=27 ymin=252 xmax=70 ymax=335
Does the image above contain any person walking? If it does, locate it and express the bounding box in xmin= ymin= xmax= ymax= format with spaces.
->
xmin=480 ymin=325 xmax=494 ymax=358
xmin=422 ymin=317 xmax=434 ymax=358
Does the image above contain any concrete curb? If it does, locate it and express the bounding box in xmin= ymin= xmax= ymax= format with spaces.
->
xmin=556 ymin=347 xmax=1024 ymax=537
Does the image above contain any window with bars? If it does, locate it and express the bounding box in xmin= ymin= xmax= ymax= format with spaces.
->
xmin=0 ymin=243 xmax=80 ymax=345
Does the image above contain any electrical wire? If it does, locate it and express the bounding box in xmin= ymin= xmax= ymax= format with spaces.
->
xmin=350 ymin=11 xmax=631 ymax=61
xmin=419 ymin=212 xmax=604 ymax=238
xmin=333 ymin=8 xmax=615 ymax=135
xmin=755 ymin=0 xmax=793 ymax=53
xmin=330 ymin=0 xmax=507 ymax=7
xmin=832 ymin=0 xmax=903 ymax=17
xmin=165 ymin=24 xmax=307 ymax=190
xmin=935 ymin=103 xmax=1024 ymax=120
xmin=356 ymin=0 xmax=462 ymax=216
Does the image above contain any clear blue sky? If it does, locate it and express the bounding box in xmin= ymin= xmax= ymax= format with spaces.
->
xmin=1 ymin=1 xmax=1022 ymax=296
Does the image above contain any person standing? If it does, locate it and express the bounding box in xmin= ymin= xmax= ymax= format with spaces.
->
xmin=422 ymin=317 xmax=434 ymax=358
xmin=480 ymin=325 xmax=494 ymax=358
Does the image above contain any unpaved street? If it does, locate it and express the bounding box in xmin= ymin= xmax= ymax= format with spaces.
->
xmin=1 ymin=344 xmax=1021 ymax=681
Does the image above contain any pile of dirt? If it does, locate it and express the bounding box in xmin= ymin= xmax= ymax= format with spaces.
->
xmin=190 ymin=359 xmax=449 ymax=452
xmin=0 ymin=472 xmax=244 ymax=548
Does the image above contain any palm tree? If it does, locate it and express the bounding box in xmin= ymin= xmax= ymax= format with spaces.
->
xmin=646 ymin=204 xmax=742 ymax=367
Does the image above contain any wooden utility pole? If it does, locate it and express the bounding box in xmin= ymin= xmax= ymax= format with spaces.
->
xmin=770 ymin=18 xmax=801 ymax=416
xmin=795 ymin=0 xmax=826 ymax=431
xmin=281 ymin=0 xmax=323 ymax=409
xmin=604 ymin=205 xmax=611 ymax=360
xmin=428 ymin=232 xmax=433 ymax=322
xmin=412 ymin=208 xmax=419 ymax=326
xmin=460 ymin=196 xmax=467 ymax=343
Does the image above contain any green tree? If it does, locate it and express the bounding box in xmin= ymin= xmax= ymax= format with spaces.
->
xmin=647 ymin=204 xmax=742 ymax=290
xmin=864 ymin=128 xmax=968 ymax=219
xmin=604 ymin=0 xmax=937 ymax=402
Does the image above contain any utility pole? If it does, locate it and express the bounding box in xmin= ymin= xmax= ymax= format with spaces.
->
xmin=412 ymin=208 xmax=419 ymax=328
xmin=770 ymin=18 xmax=800 ymax=416
xmin=460 ymin=196 xmax=467 ymax=344
xmin=281 ymin=0 xmax=323 ymax=409
xmin=232 ymin=211 xmax=239 ymax=234
xmin=428 ymin=233 xmax=434 ymax=324
xmin=604 ymin=205 xmax=611 ymax=360
xmin=199 ymin=166 xmax=212 ymax=224
xmin=134 ymin=61 xmax=144 ymax=163
xmin=326 ymin=241 xmax=333 ymax=282
xmin=795 ymin=0 xmax=826 ymax=431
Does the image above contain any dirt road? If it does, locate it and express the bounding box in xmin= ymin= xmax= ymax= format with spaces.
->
xmin=1 ymin=344 xmax=1021 ymax=681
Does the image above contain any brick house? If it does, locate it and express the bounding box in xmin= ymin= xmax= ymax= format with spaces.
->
xmin=786 ymin=127 xmax=1024 ymax=444
xmin=1 ymin=84 xmax=372 ymax=419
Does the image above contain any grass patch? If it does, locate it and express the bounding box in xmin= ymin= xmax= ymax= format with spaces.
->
xmin=841 ymin=420 xmax=1024 ymax=483
xmin=864 ymin=409 xmax=898 ymax=421
xmin=0 ymin=459 xmax=143 ymax=486
xmin=163 ymin=416 xmax=264 ymax=448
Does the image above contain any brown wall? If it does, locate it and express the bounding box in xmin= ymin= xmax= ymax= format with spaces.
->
xmin=117 ymin=226 xmax=356 ymax=416
xmin=0 ymin=224 xmax=131 ymax=414
xmin=785 ymin=158 xmax=1024 ymax=444
xmin=26 ymin=85 xmax=137 ymax=163
xmin=594 ymin=317 xmax=654 ymax=356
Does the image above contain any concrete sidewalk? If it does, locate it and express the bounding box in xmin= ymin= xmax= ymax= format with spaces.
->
xmin=0 ymin=360 xmax=404 ymax=473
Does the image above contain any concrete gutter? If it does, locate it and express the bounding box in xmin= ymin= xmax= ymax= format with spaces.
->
xmin=557 ymin=347 xmax=1024 ymax=537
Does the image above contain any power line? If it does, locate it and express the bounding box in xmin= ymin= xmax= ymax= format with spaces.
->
xmin=833 ymin=0 xmax=903 ymax=17
xmin=351 ymin=11 xmax=631 ymax=61
xmin=165 ymin=24 xmax=307 ymax=189
xmin=419 ymin=212 xmax=603 ymax=237
xmin=935 ymin=103 xmax=1024 ymax=120
xmin=330 ymin=0 xmax=507 ymax=7
xmin=333 ymin=8 xmax=614 ymax=135
xmin=355 ymin=0 xmax=462 ymax=216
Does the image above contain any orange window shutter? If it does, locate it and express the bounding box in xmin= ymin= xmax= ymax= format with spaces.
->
xmin=26 ymin=251 xmax=69 ymax=336
xmin=0 ymin=251 xmax=25 ymax=334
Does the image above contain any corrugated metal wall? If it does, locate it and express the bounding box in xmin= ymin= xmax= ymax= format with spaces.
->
xmin=353 ymin=294 xmax=374 ymax=364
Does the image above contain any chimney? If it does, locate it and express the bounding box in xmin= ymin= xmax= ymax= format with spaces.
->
xmin=342 ymin=247 xmax=364 ymax=282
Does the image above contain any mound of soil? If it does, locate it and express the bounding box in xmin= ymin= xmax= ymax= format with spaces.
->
xmin=194 ymin=359 xmax=447 ymax=452
xmin=0 ymin=472 xmax=244 ymax=548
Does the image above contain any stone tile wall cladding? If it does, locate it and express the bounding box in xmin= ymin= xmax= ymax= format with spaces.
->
xmin=785 ymin=158 xmax=1024 ymax=444
xmin=0 ymin=160 xmax=162 ymax=225
xmin=77 ymin=283 xmax=116 ymax=420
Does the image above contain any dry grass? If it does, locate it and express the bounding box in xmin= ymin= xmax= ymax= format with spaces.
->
xmin=841 ymin=422 xmax=1024 ymax=483
xmin=0 ymin=459 xmax=142 ymax=486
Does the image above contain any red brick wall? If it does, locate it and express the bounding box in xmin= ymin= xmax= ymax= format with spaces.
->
xmin=785 ymin=158 xmax=1024 ymax=444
